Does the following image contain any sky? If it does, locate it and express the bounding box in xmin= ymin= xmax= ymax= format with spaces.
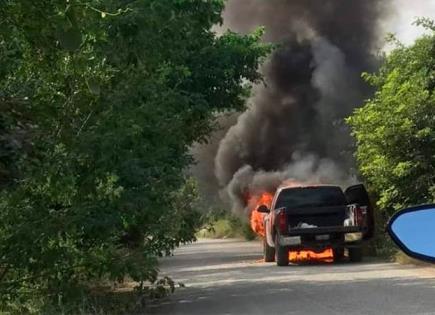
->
xmin=388 ymin=0 xmax=435 ymax=45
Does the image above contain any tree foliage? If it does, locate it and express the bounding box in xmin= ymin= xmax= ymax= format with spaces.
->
xmin=348 ymin=21 xmax=435 ymax=216
xmin=0 ymin=0 xmax=269 ymax=310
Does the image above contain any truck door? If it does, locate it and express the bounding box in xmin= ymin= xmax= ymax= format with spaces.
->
xmin=344 ymin=184 xmax=374 ymax=240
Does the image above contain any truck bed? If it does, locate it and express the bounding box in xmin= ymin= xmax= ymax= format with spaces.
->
xmin=286 ymin=205 xmax=346 ymax=228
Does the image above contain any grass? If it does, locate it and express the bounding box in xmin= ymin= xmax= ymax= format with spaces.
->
xmin=394 ymin=251 xmax=433 ymax=266
xmin=196 ymin=216 xmax=257 ymax=240
xmin=196 ymin=218 xmax=235 ymax=239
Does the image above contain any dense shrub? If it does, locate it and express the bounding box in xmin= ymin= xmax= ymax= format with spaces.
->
xmin=0 ymin=0 xmax=269 ymax=310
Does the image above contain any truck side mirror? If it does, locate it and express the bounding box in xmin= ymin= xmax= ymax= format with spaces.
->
xmin=257 ymin=205 xmax=270 ymax=213
xmin=387 ymin=204 xmax=435 ymax=263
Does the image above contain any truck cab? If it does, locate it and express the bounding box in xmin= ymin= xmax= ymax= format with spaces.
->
xmin=258 ymin=184 xmax=374 ymax=266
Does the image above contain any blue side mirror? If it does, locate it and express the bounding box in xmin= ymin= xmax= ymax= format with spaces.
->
xmin=387 ymin=204 xmax=435 ymax=263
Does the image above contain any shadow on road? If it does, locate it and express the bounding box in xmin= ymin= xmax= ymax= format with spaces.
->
xmin=148 ymin=277 xmax=435 ymax=315
xmin=147 ymin=239 xmax=435 ymax=315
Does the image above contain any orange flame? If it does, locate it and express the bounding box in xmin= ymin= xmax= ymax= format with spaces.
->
xmin=249 ymin=192 xmax=273 ymax=237
xmin=289 ymin=248 xmax=333 ymax=263
xmin=248 ymin=179 xmax=306 ymax=237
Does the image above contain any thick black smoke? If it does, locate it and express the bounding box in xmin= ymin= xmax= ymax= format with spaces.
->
xmin=195 ymin=0 xmax=389 ymax=215
xmin=189 ymin=112 xmax=239 ymax=209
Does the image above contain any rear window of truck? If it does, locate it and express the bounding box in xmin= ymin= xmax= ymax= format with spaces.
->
xmin=275 ymin=186 xmax=346 ymax=209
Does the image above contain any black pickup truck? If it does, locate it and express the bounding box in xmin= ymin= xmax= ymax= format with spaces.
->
xmin=257 ymin=184 xmax=374 ymax=266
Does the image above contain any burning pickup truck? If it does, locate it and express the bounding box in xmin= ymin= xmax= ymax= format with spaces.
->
xmin=255 ymin=184 xmax=374 ymax=266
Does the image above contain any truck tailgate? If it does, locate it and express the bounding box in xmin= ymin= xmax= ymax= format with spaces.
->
xmin=287 ymin=225 xmax=361 ymax=236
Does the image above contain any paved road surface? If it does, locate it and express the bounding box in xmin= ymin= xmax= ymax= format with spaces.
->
xmin=148 ymin=239 xmax=435 ymax=315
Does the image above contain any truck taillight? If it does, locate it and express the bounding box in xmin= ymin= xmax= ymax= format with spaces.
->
xmin=278 ymin=210 xmax=287 ymax=234
xmin=346 ymin=204 xmax=367 ymax=227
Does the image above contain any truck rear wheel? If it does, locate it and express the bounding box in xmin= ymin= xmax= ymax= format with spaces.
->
xmin=348 ymin=247 xmax=363 ymax=262
xmin=333 ymin=247 xmax=345 ymax=263
xmin=275 ymin=236 xmax=289 ymax=266
xmin=263 ymin=238 xmax=275 ymax=262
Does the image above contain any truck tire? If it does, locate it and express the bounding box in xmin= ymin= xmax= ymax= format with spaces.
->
xmin=275 ymin=236 xmax=289 ymax=266
xmin=333 ymin=247 xmax=345 ymax=263
xmin=348 ymin=247 xmax=363 ymax=262
xmin=263 ymin=238 xmax=275 ymax=262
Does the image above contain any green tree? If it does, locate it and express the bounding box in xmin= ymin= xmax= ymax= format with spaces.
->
xmin=0 ymin=0 xmax=269 ymax=310
xmin=347 ymin=19 xmax=435 ymax=217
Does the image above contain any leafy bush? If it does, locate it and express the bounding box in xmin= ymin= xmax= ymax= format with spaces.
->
xmin=348 ymin=19 xmax=435 ymax=219
xmin=0 ymin=0 xmax=269 ymax=311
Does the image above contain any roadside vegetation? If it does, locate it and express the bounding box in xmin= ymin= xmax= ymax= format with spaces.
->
xmin=347 ymin=19 xmax=435 ymax=257
xmin=197 ymin=209 xmax=256 ymax=240
xmin=0 ymin=0 xmax=270 ymax=312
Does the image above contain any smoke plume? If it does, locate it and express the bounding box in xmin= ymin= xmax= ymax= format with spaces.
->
xmin=194 ymin=1 xmax=389 ymax=215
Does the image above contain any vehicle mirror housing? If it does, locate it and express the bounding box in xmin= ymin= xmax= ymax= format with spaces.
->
xmin=387 ymin=204 xmax=435 ymax=263
xmin=257 ymin=205 xmax=270 ymax=213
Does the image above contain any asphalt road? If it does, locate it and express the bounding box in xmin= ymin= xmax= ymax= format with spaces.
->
xmin=148 ymin=239 xmax=435 ymax=315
